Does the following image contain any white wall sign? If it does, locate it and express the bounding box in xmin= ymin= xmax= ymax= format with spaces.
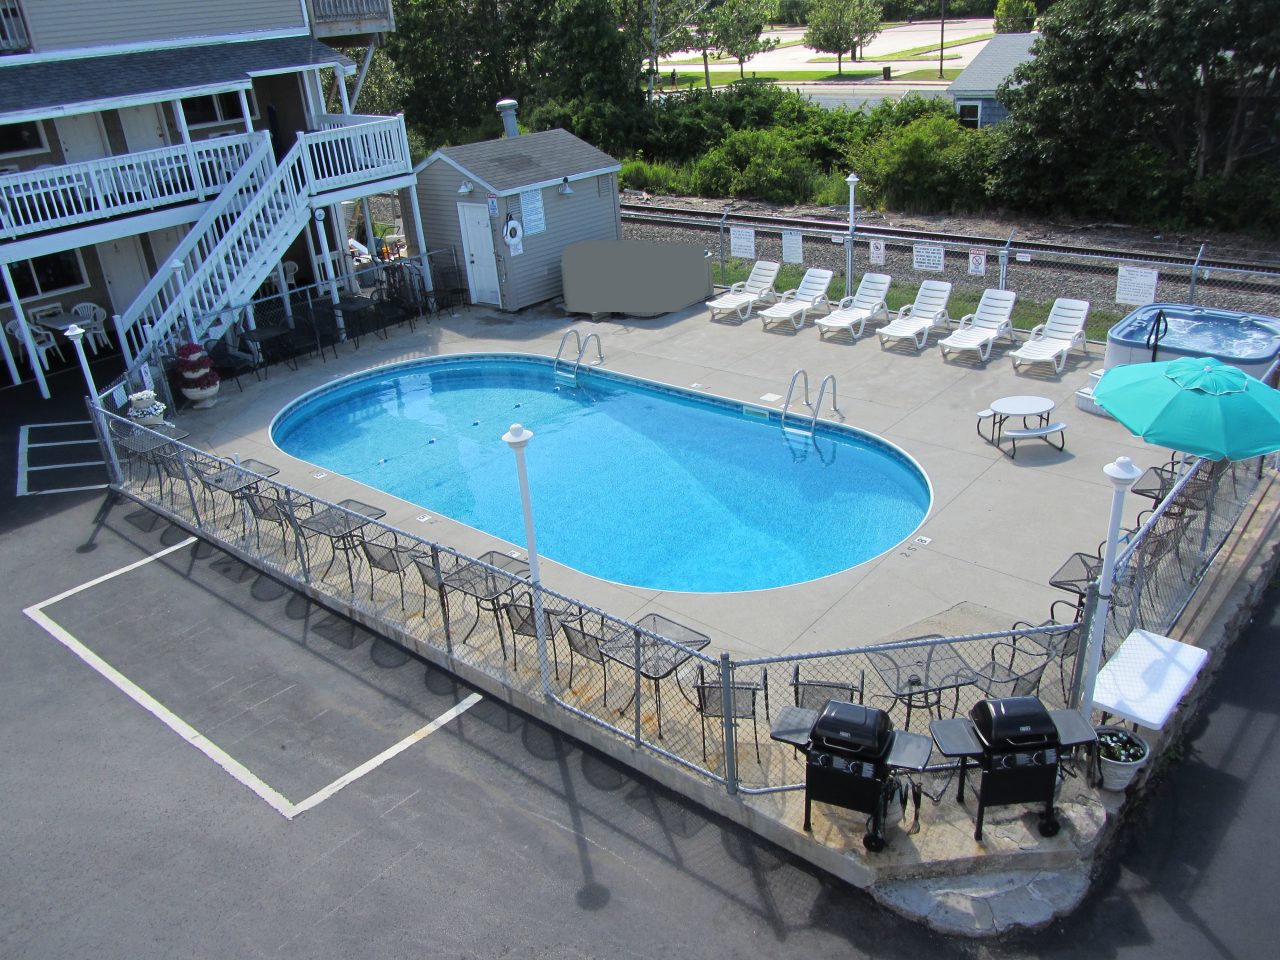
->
xmin=968 ymin=248 xmax=988 ymax=276
xmin=111 ymin=384 xmax=127 ymax=408
xmin=869 ymin=238 xmax=886 ymax=265
xmin=140 ymin=364 xmax=153 ymax=390
xmin=518 ymin=189 xmax=546 ymax=236
xmin=781 ymin=230 xmax=804 ymax=264
xmin=486 ymin=194 xmax=499 ymax=217
xmin=729 ymin=226 xmax=755 ymax=259
xmin=913 ymin=244 xmax=944 ymax=272
xmin=1116 ymin=264 xmax=1159 ymax=306
xmin=1015 ymin=252 xmax=1032 ymax=262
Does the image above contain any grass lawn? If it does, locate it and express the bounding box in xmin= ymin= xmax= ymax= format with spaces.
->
xmin=659 ymin=69 xmax=884 ymax=89
xmin=809 ymin=53 xmax=962 ymax=64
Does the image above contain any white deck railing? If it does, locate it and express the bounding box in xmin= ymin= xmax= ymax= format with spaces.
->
xmin=118 ymin=116 xmax=412 ymax=368
xmin=0 ymin=2 xmax=28 ymax=53
xmin=0 ymin=134 xmax=259 ymax=240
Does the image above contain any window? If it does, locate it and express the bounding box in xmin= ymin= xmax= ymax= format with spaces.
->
xmin=10 ymin=250 xmax=88 ymax=300
xmin=183 ymin=90 xmax=259 ymax=129
xmin=0 ymin=120 xmax=47 ymax=157
xmin=957 ymin=102 xmax=981 ymax=130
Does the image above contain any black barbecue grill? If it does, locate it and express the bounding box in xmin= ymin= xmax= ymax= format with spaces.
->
xmin=930 ymin=696 xmax=1097 ymax=841
xmin=771 ymin=700 xmax=932 ymax=851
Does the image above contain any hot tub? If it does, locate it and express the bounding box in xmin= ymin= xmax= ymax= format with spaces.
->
xmin=1105 ymin=303 xmax=1280 ymax=376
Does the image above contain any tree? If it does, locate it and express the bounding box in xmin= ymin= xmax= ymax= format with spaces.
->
xmin=710 ymin=0 xmax=779 ymax=79
xmin=996 ymin=0 xmax=1280 ymax=220
xmin=993 ymin=0 xmax=1035 ymax=33
xmin=805 ymin=0 xmax=882 ymax=74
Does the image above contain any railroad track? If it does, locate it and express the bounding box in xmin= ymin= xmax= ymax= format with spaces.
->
xmin=620 ymin=202 xmax=1280 ymax=275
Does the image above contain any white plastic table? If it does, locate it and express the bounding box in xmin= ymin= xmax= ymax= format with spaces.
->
xmin=1092 ymin=628 xmax=1209 ymax=729
xmin=984 ymin=395 xmax=1054 ymax=445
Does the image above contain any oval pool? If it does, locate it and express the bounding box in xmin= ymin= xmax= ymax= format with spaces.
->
xmin=272 ymin=355 xmax=932 ymax=593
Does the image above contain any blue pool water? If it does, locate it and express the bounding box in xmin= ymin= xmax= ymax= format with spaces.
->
xmin=272 ymin=355 xmax=932 ymax=593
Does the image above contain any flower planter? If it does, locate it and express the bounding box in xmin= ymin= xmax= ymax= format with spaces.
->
xmin=180 ymin=381 xmax=220 ymax=408
xmin=1096 ymin=725 xmax=1150 ymax=791
xmin=127 ymin=390 xmax=167 ymax=425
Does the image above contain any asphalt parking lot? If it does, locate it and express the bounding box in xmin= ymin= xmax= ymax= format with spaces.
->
xmin=4 ymin=368 xmax=1280 ymax=960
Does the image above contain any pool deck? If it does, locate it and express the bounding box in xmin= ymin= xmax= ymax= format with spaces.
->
xmin=189 ymin=300 xmax=1161 ymax=661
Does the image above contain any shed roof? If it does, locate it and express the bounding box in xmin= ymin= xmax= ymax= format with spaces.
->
xmin=948 ymin=33 xmax=1037 ymax=98
xmin=418 ymin=128 xmax=621 ymax=197
xmin=0 ymin=36 xmax=352 ymax=122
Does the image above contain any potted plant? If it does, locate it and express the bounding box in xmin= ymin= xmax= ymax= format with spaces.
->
xmin=126 ymin=389 xmax=167 ymax=425
xmin=175 ymin=342 xmax=221 ymax=408
xmin=1095 ymin=725 xmax=1150 ymax=791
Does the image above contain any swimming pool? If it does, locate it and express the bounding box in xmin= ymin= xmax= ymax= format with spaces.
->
xmin=272 ymin=355 xmax=932 ymax=593
xmin=1105 ymin=303 xmax=1280 ymax=376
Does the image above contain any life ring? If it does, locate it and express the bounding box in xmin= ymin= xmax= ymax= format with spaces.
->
xmin=503 ymin=219 xmax=523 ymax=246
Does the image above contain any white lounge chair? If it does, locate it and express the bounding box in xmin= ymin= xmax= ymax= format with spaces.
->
xmin=876 ymin=280 xmax=953 ymax=351
xmin=706 ymin=260 xmax=780 ymax=323
xmin=938 ymin=289 xmax=1018 ymax=363
xmin=814 ymin=273 xmax=891 ymax=342
xmin=1010 ymin=298 xmax=1090 ymax=374
xmin=759 ymin=268 xmax=833 ymax=331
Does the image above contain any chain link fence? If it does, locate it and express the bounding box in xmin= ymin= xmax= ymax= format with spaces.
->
xmin=92 ymin=399 xmax=1271 ymax=798
xmin=633 ymin=217 xmax=1280 ymax=337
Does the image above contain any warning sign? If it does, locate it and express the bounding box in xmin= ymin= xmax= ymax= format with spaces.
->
xmin=968 ymin=248 xmax=987 ymax=276
xmin=869 ymin=238 xmax=886 ymax=265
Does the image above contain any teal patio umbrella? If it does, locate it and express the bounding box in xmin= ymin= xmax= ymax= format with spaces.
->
xmin=1093 ymin=356 xmax=1280 ymax=461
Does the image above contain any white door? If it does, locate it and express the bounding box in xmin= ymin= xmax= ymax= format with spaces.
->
xmin=147 ymin=227 xmax=185 ymax=269
xmin=53 ymin=114 xmax=110 ymax=163
xmin=95 ymin=237 xmax=153 ymax=315
xmin=119 ymin=104 xmax=169 ymax=152
xmin=457 ymin=202 xmax=500 ymax=306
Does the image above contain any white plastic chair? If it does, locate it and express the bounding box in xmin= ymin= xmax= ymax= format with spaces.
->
xmin=876 ymin=280 xmax=953 ymax=351
xmin=6 ymin=317 xmax=64 ymax=370
xmin=938 ymin=289 xmax=1018 ymax=363
xmin=706 ymin=260 xmax=780 ymax=323
xmin=71 ymin=302 xmax=111 ymax=354
xmin=758 ymin=268 xmax=833 ymax=331
xmin=814 ymin=273 xmax=891 ymax=342
xmin=1010 ymin=298 xmax=1090 ymax=374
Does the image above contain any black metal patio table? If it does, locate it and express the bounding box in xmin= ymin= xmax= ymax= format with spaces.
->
xmin=866 ymin=643 xmax=977 ymax=733
xmin=439 ymin=550 xmax=530 ymax=648
xmin=298 ymin=498 xmax=386 ymax=590
xmin=599 ymin=613 xmax=710 ymax=738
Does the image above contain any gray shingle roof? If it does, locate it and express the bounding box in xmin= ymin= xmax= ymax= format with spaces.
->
xmin=425 ymin=128 xmax=620 ymax=195
xmin=948 ymin=33 xmax=1037 ymax=97
xmin=0 ymin=36 xmax=352 ymax=120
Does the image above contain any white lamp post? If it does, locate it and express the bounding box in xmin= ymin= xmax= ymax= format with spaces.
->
xmin=502 ymin=423 xmax=551 ymax=695
xmin=845 ymin=172 xmax=859 ymax=295
xmin=1077 ymin=455 xmax=1144 ymax=714
xmin=64 ymin=324 xmax=98 ymax=400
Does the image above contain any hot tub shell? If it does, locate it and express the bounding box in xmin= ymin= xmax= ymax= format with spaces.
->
xmin=1105 ymin=303 xmax=1280 ymax=377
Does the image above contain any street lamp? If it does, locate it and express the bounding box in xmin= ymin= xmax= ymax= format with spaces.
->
xmin=845 ymin=172 xmax=859 ymax=294
xmin=502 ymin=423 xmax=551 ymax=696
xmin=939 ymin=0 xmax=946 ymax=79
xmin=1076 ymin=456 xmax=1144 ymax=713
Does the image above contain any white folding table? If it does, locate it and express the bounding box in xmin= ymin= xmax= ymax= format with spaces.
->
xmin=1092 ymin=628 xmax=1209 ymax=729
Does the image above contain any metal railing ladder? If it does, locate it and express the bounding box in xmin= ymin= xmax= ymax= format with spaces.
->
xmin=809 ymin=374 xmax=843 ymax=435
xmin=576 ymin=332 xmax=604 ymax=369
xmin=553 ymin=329 xmax=583 ymax=381
xmin=780 ymin=369 xmax=812 ymax=432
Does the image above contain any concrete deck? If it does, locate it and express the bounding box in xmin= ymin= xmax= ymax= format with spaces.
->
xmin=115 ymin=299 xmax=1280 ymax=936
xmin=181 ymin=301 xmax=1159 ymax=662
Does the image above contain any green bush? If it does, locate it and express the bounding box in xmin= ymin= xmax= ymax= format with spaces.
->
xmin=859 ymin=114 xmax=994 ymax=212
xmin=620 ymin=158 xmax=693 ymax=195
xmin=690 ymin=128 xmax=818 ymax=202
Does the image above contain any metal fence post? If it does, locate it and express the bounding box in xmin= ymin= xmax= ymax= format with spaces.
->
xmin=430 ymin=545 xmax=452 ymax=655
xmin=281 ymin=490 xmax=311 ymax=583
xmin=173 ymin=447 xmax=203 ymax=529
xmin=632 ymin=626 xmax=643 ymax=748
xmin=718 ymin=210 xmax=728 ymax=285
xmin=1067 ymin=583 xmax=1099 ymax=710
xmin=719 ymin=651 xmax=739 ymax=795
xmin=92 ymin=404 xmax=124 ymax=486
xmin=998 ymin=230 xmax=1014 ymax=291
xmin=1189 ymin=242 xmax=1206 ymax=304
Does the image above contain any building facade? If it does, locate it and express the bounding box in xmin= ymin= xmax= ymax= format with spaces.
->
xmin=0 ymin=0 xmax=423 ymax=398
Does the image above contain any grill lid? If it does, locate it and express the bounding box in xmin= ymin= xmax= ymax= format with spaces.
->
xmin=970 ymin=696 xmax=1056 ymax=748
xmin=810 ymin=700 xmax=893 ymax=757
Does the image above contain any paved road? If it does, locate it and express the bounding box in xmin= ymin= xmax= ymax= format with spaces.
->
xmin=2 ymin=377 xmax=1277 ymax=959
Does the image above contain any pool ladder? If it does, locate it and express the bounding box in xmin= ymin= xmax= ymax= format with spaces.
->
xmin=553 ymin=329 xmax=605 ymax=383
xmin=780 ymin=369 xmax=842 ymax=437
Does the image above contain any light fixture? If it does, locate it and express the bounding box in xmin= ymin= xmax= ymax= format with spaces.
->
xmin=457 ymin=180 xmax=474 ymax=195
xmin=557 ymin=176 xmax=573 ymax=196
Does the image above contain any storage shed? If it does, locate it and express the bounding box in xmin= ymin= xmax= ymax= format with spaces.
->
xmin=413 ymin=111 xmax=622 ymax=311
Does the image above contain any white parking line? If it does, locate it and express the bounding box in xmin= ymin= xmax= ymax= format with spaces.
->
xmin=24 ymin=539 xmax=480 ymax=820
